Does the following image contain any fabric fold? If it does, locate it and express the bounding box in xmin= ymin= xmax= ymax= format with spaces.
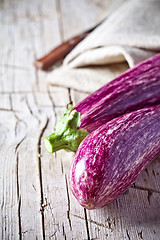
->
xmin=47 ymin=63 xmax=128 ymax=93
xmin=47 ymin=0 xmax=160 ymax=92
xmin=64 ymin=0 xmax=160 ymax=68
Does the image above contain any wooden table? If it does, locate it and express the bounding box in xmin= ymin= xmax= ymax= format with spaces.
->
xmin=1 ymin=0 xmax=160 ymax=239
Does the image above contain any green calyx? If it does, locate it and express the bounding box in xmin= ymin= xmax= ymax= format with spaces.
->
xmin=44 ymin=104 xmax=89 ymax=153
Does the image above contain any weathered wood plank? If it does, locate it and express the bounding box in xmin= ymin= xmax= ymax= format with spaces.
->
xmin=0 ymin=113 xmax=20 ymax=240
xmin=36 ymin=1 xmax=111 ymax=239
xmin=40 ymin=102 xmax=90 ymax=240
xmin=0 ymin=0 xmax=62 ymax=239
xmin=1 ymin=0 xmax=160 ymax=239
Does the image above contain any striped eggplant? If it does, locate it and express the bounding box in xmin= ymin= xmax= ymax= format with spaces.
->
xmin=45 ymin=53 xmax=160 ymax=153
xmin=69 ymin=105 xmax=160 ymax=209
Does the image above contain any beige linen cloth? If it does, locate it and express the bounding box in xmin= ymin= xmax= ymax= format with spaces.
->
xmin=47 ymin=0 xmax=160 ymax=92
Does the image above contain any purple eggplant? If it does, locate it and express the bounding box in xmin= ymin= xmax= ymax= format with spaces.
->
xmin=69 ymin=105 xmax=160 ymax=209
xmin=45 ymin=53 xmax=160 ymax=153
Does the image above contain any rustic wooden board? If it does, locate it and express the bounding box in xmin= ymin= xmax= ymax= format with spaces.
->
xmin=0 ymin=0 xmax=160 ymax=239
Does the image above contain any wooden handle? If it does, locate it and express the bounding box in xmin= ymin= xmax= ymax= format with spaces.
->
xmin=34 ymin=31 xmax=90 ymax=70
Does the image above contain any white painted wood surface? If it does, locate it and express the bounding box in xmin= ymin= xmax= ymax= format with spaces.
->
xmin=0 ymin=0 xmax=160 ymax=239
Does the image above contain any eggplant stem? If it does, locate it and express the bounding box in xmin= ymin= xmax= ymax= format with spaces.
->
xmin=44 ymin=105 xmax=89 ymax=153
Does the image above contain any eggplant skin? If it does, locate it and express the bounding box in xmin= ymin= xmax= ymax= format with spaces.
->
xmin=74 ymin=53 xmax=160 ymax=132
xmin=69 ymin=105 xmax=160 ymax=209
xmin=45 ymin=54 xmax=160 ymax=154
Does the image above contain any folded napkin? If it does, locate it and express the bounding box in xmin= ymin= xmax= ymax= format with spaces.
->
xmin=47 ymin=0 xmax=160 ymax=92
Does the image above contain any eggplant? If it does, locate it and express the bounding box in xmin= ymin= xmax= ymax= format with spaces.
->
xmin=45 ymin=53 xmax=160 ymax=153
xmin=69 ymin=105 xmax=160 ymax=209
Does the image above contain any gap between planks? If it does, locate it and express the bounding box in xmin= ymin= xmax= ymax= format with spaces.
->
xmin=37 ymin=118 xmax=49 ymax=240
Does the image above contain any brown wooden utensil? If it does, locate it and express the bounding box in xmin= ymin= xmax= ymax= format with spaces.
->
xmin=33 ymin=23 xmax=101 ymax=70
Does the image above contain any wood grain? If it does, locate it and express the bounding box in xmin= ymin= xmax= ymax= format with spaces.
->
xmin=0 ymin=0 xmax=160 ymax=239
